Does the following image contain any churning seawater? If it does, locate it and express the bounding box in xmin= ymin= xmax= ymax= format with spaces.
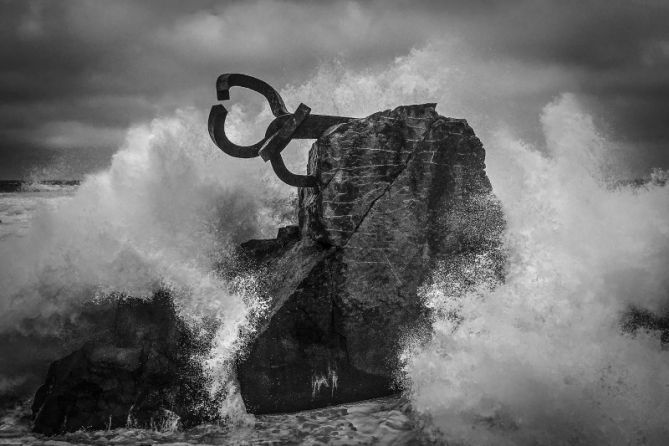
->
xmin=1 ymin=45 xmax=668 ymax=445
xmin=403 ymin=94 xmax=669 ymax=445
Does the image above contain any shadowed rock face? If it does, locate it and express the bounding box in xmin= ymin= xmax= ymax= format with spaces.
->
xmin=31 ymin=293 xmax=216 ymax=435
xmin=238 ymin=104 xmax=505 ymax=413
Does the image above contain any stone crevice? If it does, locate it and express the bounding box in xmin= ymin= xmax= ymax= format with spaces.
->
xmin=343 ymin=148 xmax=417 ymax=248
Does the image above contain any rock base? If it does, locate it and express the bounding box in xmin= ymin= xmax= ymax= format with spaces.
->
xmin=32 ymin=292 xmax=215 ymax=434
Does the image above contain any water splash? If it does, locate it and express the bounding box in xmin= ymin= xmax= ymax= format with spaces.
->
xmin=404 ymin=94 xmax=669 ymax=445
xmin=0 ymin=108 xmax=289 ymax=416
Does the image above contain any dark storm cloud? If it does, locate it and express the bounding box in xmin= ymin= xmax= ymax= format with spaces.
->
xmin=422 ymin=0 xmax=669 ymax=151
xmin=1 ymin=0 xmax=668 ymax=178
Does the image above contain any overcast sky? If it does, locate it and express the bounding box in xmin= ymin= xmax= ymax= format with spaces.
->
xmin=1 ymin=0 xmax=668 ymax=179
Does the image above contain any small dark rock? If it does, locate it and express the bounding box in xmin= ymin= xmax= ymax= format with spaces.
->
xmin=31 ymin=291 xmax=216 ymax=434
xmin=240 ymin=225 xmax=300 ymax=264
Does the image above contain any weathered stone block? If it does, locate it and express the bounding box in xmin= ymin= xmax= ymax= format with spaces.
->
xmin=237 ymin=104 xmax=504 ymax=413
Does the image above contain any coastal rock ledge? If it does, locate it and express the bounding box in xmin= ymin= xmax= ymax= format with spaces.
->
xmin=237 ymin=103 xmax=504 ymax=413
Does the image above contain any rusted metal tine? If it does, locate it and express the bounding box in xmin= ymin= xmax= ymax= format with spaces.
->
xmin=208 ymin=73 xmax=354 ymax=187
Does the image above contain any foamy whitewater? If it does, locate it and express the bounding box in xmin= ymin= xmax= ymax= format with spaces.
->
xmin=405 ymin=95 xmax=669 ymax=445
xmin=0 ymin=110 xmax=291 ymax=419
xmin=0 ymin=44 xmax=667 ymax=444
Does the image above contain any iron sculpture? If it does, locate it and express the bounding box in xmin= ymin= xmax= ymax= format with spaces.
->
xmin=208 ymin=73 xmax=354 ymax=187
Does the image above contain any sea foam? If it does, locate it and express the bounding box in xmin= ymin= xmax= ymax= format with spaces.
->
xmin=404 ymin=94 xmax=669 ymax=445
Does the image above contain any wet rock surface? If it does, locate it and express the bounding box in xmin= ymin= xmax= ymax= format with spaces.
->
xmin=31 ymin=292 xmax=215 ymax=435
xmin=238 ymin=104 xmax=504 ymax=413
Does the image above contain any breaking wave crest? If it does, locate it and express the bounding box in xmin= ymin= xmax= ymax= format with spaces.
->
xmin=0 ymin=108 xmax=293 ymax=416
xmin=404 ymin=94 xmax=669 ymax=445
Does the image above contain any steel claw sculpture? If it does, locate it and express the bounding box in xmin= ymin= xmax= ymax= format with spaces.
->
xmin=208 ymin=73 xmax=354 ymax=187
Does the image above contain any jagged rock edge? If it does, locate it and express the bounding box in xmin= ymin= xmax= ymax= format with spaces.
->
xmin=314 ymin=104 xmax=437 ymax=193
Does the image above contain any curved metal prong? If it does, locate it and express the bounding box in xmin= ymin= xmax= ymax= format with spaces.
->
xmin=209 ymin=73 xmax=346 ymax=188
xmin=208 ymin=105 xmax=262 ymax=158
xmin=216 ymin=73 xmax=289 ymax=117
xmin=268 ymin=153 xmax=318 ymax=188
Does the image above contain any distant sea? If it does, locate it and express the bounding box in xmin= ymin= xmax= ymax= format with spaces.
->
xmin=0 ymin=180 xmax=79 ymax=240
xmin=0 ymin=180 xmax=80 ymax=193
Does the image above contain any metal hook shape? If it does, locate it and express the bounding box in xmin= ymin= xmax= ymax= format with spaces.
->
xmin=208 ymin=105 xmax=261 ymax=159
xmin=208 ymin=73 xmax=354 ymax=187
xmin=216 ymin=73 xmax=289 ymax=117
xmin=208 ymin=73 xmax=290 ymax=159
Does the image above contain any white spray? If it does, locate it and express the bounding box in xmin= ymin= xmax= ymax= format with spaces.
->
xmin=404 ymin=94 xmax=669 ymax=445
xmin=0 ymin=108 xmax=289 ymax=417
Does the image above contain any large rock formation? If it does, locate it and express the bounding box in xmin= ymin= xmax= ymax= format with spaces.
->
xmin=31 ymin=292 xmax=215 ymax=435
xmin=31 ymin=103 xmax=504 ymax=432
xmin=237 ymin=104 xmax=504 ymax=413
